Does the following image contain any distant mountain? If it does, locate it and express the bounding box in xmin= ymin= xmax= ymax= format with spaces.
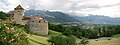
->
xmin=24 ymin=10 xmax=79 ymax=23
xmin=24 ymin=10 xmax=120 ymax=25
xmin=74 ymin=15 xmax=120 ymax=25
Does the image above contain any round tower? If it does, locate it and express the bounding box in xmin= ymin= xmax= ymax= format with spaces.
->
xmin=14 ymin=5 xmax=24 ymax=24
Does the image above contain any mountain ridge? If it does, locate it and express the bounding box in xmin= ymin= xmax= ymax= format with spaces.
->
xmin=24 ymin=10 xmax=120 ymax=25
xmin=25 ymin=10 xmax=79 ymax=23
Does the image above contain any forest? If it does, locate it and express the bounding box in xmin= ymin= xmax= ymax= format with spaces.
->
xmin=49 ymin=23 xmax=120 ymax=39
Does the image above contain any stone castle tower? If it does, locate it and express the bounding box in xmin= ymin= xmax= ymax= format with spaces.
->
xmin=14 ymin=5 xmax=24 ymax=24
xmin=13 ymin=5 xmax=48 ymax=36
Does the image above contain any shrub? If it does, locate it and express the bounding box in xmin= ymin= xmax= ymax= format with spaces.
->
xmin=80 ymin=38 xmax=89 ymax=45
xmin=0 ymin=19 xmax=28 ymax=45
xmin=48 ymin=35 xmax=77 ymax=45
xmin=0 ymin=11 xmax=7 ymax=20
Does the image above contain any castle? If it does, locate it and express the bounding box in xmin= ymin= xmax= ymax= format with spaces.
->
xmin=8 ymin=5 xmax=48 ymax=36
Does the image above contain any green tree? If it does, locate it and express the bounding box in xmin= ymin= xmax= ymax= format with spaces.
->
xmin=49 ymin=23 xmax=65 ymax=32
xmin=48 ymin=35 xmax=77 ymax=45
xmin=63 ymin=26 xmax=73 ymax=36
xmin=0 ymin=11 xmax=6 ymax=20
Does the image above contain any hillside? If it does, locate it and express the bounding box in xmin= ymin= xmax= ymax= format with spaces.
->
xmin=25 ymin=10 xmax=79 ymax=23
xmin=75 ymin=15 xmax=120 ymax=25
xmin=28 ymin=30 xmax=63 ymax=45
xmin=25 ymin=10 xmax=120 ymax=25
xmin=29 ymin=31 xmax=120 ymax=45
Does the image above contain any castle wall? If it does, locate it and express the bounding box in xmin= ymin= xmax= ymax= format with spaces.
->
xmin=20 ymin=20 xmax=29 ymax=25
xmin=28 ymin=21 xmax=48 ymax=36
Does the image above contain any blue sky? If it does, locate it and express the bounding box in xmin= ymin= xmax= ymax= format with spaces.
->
xmin=1 ymin=0 xmax=120 ymax=17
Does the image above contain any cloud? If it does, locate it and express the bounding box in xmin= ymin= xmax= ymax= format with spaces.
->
xmin=20 ymin=0 xmax=68 ymax=10
xmin=0 ymin=0 xmax=20 ymax=12
xmin=1 ymin=0 xmax=120 ymax=17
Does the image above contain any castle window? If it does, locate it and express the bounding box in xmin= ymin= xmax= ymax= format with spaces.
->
xmin=32 ymin=21 xmax=34 ymax=22
xmin=39 ymin=21 xmax=41 ymax=23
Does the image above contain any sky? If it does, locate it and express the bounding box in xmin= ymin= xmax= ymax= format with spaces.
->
xmin=0 ymin=0 xmax=120 ymax=17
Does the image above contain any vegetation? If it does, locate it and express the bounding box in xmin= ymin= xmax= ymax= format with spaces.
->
xmin=48 ymin=30 xmax=62 ymax=37
xmin=28 ymin=34 xmax=49 ymax=45
xmin=0 ymin=11 xmax=7 ymax=20
xmin=0 ymin=11 xmax=120 ymax=45
xmin=0 ymin=11 xmax=30 ymax=45
xmin=27 ymin=32 xmax=120 ymax=45
xmin=0 ymin=19 xmax=28 ymax=45
xmin=49 ymin=23 xmax=120 ymax=39
xmin=28 ymin=30 xmax=66 ymax=45
xmin=112 ymin=34 xmax=120 ymax=38
xmin=48 ymin=35 xmax=76 ymax=45
xmin=89 ymin=34 xmax=120 ymax=45
xmin=79 ymin=38 xmax=89 ymax=45
xmin=28 ymin=40 xmax=41 ymax=45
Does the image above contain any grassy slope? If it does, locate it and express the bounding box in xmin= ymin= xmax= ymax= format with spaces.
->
xmin=112 ymin=34 xmax=120 ymax=38
xmin=28 ymin=30 xmax=62 ymax=45
xmin=89 ymin=34 xmax=120 ymax=45
xmin=28 ymin=40 xmax=41 ymax=45
xmin=48 ymin=30 xmax=62 ymax=37
xmin=28 ymin=34 xmax=49 ymax=45
xmin=28 ymin=30 xmax=120 ymax=45
xmin=89 ymin=39 xmax=120 ymax=45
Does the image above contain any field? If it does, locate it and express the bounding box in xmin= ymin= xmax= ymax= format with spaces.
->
xmin=28 ymin=34 xmax=49 ymax=45
xmin=28 ymin=30 xmax=120 ymax=45
xmin=28 ymin=30 xmax=62 ymax=45
xmin=89 ymin=34 xmax=120 ymax=45
xmin=89 ymin=38 xmax=120 ymax=45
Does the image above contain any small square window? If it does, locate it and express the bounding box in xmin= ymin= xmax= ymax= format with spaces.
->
xmin=39 ymin=21 xmax=41 ymax=23
xmin=32 ymin=21 xmax=34 ymax=22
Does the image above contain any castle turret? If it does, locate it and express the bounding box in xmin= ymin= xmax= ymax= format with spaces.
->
xmin=14 ymin=5 xmax=24 ymax=24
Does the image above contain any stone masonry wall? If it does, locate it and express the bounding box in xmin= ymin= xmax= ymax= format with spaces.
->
xmin=28 ymin=20 xmax=48 ymax=36
xmin=21 ymin=20 xmax=29 ymax=25
xmin=14 ymin=9 xmax=24 ymax=24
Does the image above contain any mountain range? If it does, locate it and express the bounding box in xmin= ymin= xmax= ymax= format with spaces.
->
xmin=74 ymin=15 xmax=120 ymax=25
xmin=24 ymin=10 xmax=120 ymax=25
xmin=25 ymin=10 xmax=79 ymax=23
